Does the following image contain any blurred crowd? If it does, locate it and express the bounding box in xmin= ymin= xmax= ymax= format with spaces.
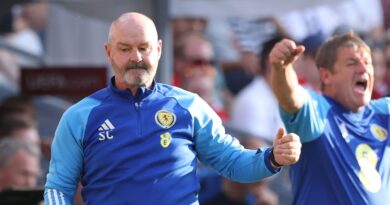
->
xmin=1 ymin=1 xmax=390 ymax=205
xmin=0 ymin=2 xmax=46 ymax=91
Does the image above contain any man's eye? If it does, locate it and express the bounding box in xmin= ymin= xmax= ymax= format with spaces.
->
xmin=346 ymin=61 xmax=357 ymax=66
xmin=365 ymin=60 xmax=372 ymax=65
xmin=119 ymin=48 xmax=130 ymax=52
xmin=140 ymin=47 xmax=150 ymax=52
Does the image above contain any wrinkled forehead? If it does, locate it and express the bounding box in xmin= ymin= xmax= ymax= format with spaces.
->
xmin=340 ymin=40 xmax=370 ymax=53
xmin=337 ymin=42 xmax=371 ymax=59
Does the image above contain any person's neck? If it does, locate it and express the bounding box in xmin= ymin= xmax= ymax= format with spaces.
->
xmin=322 ymin=92 xmax=365 ymax=113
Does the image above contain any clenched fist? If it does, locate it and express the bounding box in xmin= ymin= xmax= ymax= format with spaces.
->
xmin=269 ymin=39 xmax=305 ymax=70
xmin=270 ymin=128 xmax=301 ymax=167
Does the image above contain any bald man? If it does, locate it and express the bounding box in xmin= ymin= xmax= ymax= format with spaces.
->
xmin=44 ymin=12 xmax=301 ymax=205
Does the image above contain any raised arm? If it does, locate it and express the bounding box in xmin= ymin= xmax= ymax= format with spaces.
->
xmin=269 ymin=39 xmax=306 ymax=113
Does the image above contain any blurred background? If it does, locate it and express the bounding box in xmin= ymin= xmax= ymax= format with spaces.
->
xmin=0 ymin=0 xmax=389 ymax=204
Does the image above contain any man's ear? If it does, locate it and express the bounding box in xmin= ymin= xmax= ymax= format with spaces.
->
xmin=157 ymin=39 xmax=162 ymax=59
xmin=104 ymin=43 xmax=111 ymax=60
xmin=319 ymin=67 xmax=330 ymax=86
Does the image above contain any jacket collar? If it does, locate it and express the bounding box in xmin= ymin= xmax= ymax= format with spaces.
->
xmin=108 ymin=76 xmax=156 ymax=101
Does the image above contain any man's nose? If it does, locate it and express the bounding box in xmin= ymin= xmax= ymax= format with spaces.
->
xmin=129 ymin=49 xmax=142 ymax=62
xmin=356 ymin=59 xmax=371 ymax=73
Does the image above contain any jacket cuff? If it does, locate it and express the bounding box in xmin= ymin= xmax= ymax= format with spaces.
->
xmin=262 ymin=147 xmax=281 ymax=173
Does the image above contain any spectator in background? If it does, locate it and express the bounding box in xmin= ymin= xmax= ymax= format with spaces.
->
xmin=0 ymin=95 xmax=37 ymax=120
xmin=172 ymin=17 xmax=207 ymax=40
xmin=385 ymin=63 xmax=390 ymax=96
xmin=362 ymin=25 xmax=387 ymax=99
xmin=20 ymin=1 xmax=48 ymax=47
xmin=0 ymin=3 xmax=44 ymax=92
xmin=173 ymin=33 xmax=214 ymax=86
xmin=381 ymin=37 xmax=390 ymax=96
xmin=0 ymin=95 xmax=39 ymax=146
xmin=174 ymin=33 xmax=231 ymax=121
xmin=0 ymin=138 xmax=41 ymax=190
xmin=0 ymin=95 xmax=50 ymax=187
xmin=370 ymin=41 xmax=387 ymax=99
xmin=0 ymin=95 xmax=41 ymax=146
xmin=10 ymin=3 xmax=44 ymax=66
xmin=216 ymin=17 xmax=288 ymax=95
xmin=0 ymin=115 xmax=40 ymax=146
xmin=296 ymin=32 xmax=325 ymax=91
xmin=0 ymin=8 xmax=19 ymax=89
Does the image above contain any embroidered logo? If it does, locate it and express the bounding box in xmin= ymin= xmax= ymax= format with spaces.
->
xmin=98 ymin=119 xmax=115 ymax=141
xmin=355 ymin=143 xmax=381 ymax=193
xmin=155 ymin=110 xmax=176 ymax=129
xmin=160 ymin=132 xmax=172 ymax=148
xmin=370 ymin=124 xmax=387 ymax=141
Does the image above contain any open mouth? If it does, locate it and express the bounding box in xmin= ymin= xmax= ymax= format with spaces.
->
xmin=354 ymin=79 xmax=368 ymax=93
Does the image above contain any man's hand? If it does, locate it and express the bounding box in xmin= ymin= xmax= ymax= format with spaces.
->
xmin=271 ymin=128 xmax=301 ymax=167
xmin=269 ymin=39 xmax=305 ymax=70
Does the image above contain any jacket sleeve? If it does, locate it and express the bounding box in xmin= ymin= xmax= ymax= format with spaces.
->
xmin=279 ymin=89 xmax=330 ymax=143
xmin=45 ymin=188 xmax=75 ymax=205
xmin=44 ymin=102 xmax=91 ymax=205
xmin=190 ymin=95 xmax=279 ymax=182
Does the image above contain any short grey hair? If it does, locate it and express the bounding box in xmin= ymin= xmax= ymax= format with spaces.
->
xmin=0 ymin=138 xmax=41 ymax=167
